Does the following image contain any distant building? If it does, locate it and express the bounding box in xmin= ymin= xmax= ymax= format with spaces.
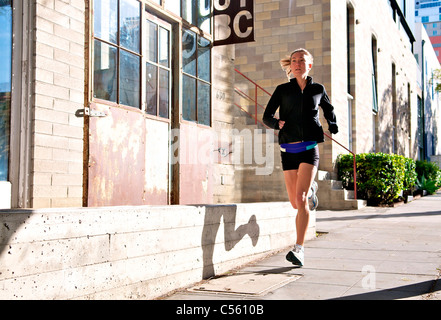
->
xmin=415 ymin=0 xmax=441 ymax=62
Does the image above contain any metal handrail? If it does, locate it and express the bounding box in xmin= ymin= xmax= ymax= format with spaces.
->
xmin=323 ymin=132 xmax=357 ymax=200
xmin=234 ymin=68 xmax=272 ymax=125
xmin=233 ymin=69 xmax=358 ymax=200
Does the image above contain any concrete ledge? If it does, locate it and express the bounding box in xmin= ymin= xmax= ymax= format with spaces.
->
xmin=0 ymin=202 xmax=315 ymax=299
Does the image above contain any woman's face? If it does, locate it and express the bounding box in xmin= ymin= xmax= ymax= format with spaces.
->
xmin=290 ymin=52 xmax=312 ymax=78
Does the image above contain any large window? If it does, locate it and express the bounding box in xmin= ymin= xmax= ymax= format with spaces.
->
xmin=92 ymin=0 xmax=212 ymax=125
xmin=0 ymin=1 xmax=12 ymax=181
xmin=182 ymin=29 xmax=211 ymax=126
xmin=93 ymin=0 xmax=141 ymax=108
xmin=164 ymin=0 xmax=211 ymax=33
xmin=150 ymin=0 xmax=213 ymax=125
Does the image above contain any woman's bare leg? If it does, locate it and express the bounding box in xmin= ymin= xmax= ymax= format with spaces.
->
xmin=284 ymin=169 xmax=299 ymax=210
xmin=295 ymin=163 xmax=317 ymax=245
xmin=284 ymin=163 xmax=317 ymax=246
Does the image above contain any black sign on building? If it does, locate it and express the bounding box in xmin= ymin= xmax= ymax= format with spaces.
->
xmin=213 ymin=0 xmax=255 ymax=46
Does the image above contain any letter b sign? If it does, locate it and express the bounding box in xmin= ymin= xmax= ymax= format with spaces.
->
xmin=214 ymin=0 xmax=255 ymax=46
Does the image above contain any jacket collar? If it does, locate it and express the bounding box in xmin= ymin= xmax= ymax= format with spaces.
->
xmin=290 ymin=76 xmax=313 ymax=88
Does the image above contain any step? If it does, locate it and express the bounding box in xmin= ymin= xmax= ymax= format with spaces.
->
xmin=317 ymin=170 xmax=338 ymax=181
xmin=316 ymin=170 xmax=366 ymax=210
xmin=318 ymin=199 xmax=367 ymax=210
xmin=317 ymin=179 xmax=343 ymax=191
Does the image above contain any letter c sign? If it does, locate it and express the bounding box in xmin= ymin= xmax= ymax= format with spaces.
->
xmin=214 ymin=0 xmax=255 ymax=46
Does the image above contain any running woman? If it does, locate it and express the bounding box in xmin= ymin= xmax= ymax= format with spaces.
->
xmin=263 ymin=48 xmax=338 ymax=266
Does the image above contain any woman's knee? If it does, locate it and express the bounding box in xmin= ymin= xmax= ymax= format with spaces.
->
xmin=295 ymin=192 xmax=308 ymax=207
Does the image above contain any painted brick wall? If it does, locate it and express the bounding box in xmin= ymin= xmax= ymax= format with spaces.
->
xmin=32 ymin=0 xmax=85 ymax=208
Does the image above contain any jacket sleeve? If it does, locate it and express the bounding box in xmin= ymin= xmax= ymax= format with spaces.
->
xmin=320 ymin=88 xmax=338 ymax=133
xmin=263 ymin=86 xmax=281 ymax=130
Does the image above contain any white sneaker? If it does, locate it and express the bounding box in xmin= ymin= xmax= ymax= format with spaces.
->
xmin=308 ymin=181 xmax=318 ymax=210
xmin=286 ymin=244 xmax=304 ymax=266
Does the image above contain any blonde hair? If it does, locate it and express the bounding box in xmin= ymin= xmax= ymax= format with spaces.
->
xmin=280 ymin=48 xmax=314 ymax=79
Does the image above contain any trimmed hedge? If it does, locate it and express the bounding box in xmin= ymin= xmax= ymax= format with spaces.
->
xmin=337 ymin=153 xmax=417 ymax=205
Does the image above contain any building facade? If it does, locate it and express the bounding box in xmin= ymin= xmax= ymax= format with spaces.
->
xmin=1 ymin=0 xmax=248 ymax=209
xmin=415 ymin=23 xmax=441 ymax=160
xmin=0 ymin=0 xmax=439 ymax=210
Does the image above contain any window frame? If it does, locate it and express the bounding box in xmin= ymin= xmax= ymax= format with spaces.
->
xmin=181 ymin=27 xmax=212 ymax=127
xmin=90 ymin=0 xmax=213 ymax=127
xmin=92 ymin=0 xmax=142 ymax=110
xmin=144 ymin=11 xmax=173 ymax=120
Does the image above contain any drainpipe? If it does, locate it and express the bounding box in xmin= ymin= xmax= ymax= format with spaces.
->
xmin=422 ymin=39 xmax=427 ymax=160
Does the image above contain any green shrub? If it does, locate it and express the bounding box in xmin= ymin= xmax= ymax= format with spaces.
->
xmin=403 ymin=157 xmax=417 ymax=192
xmin=416 ymin=175 xmax=439 ymax=195
xmin=415 ymin=160 xmax=441 ymax=188
xmin=337 ymin=153 xmax=415 ymax=205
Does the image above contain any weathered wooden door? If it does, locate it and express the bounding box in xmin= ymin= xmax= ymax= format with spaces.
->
xmin=87 ymin=6 xmax=173 ymax=207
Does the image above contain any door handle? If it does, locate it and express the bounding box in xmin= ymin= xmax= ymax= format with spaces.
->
xmin=85 ymin=107 xmax=107 ymax=117
xmin=75 ymin=107 xmax=107 ymax=118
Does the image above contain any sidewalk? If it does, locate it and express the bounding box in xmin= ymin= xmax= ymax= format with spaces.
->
xmin=165 ymin=191 xmax=441 ymax=300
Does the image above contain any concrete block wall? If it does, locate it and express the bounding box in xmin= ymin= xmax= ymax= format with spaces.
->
xmin=32 ymin=0 xmax=85 ymax=208
xmin=0 ymin=203 xmax=315 ymax=299
xmin=212 ymin=45 xmax=238 ymax=204
xmin=212 ymin=45 xmax=288 ymax=204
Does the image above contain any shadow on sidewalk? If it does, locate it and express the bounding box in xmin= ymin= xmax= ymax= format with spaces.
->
xmin=332 ymin=280 xmax=439 ymax=300
xmin=317 ymin=210 xmax=441 ymax=223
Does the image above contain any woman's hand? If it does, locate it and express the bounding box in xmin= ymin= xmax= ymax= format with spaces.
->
xmin=328 ymin=123 xmax=338 ymax=134
xmin=278 ymin=120 xmax=285 ymax=129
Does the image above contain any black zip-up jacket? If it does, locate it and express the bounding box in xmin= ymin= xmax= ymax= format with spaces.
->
xmin=263 ymin=76 xmax=338 ymax=145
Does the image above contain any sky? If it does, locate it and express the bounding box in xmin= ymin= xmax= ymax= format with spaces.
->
xmin=0 ymin=4 xmax=12 ymax=91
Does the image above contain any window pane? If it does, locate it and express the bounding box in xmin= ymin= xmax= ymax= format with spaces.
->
xmin=165 ymin=0 xmax=181 ymax=17
xmin=159 ymin=68 xmax=170 ymax=118
xmin=197 ymin=81 xmax=210 ymax=126
xmin=182 ymin=0 xmax=196 ymax=25
xmin=0 ymin=0 xmax=12 ymax=181
xmin=93 ymin=0 xmax=118 ymax=44
xmin=182 ymin=75 xmax=196 ymax=122
xmin=120 ymin=0 xmax=141 ymax=53
xmin=198 ymin=0 xmax=211 ymax=33
xmin=146 ymin=62 xmax=158 ymax=115
xmin=146 ymin=20 xmax=158 ymax=63
xmin=93 ymin=40 xmax=117 ymax=102
xmin=198 ymin=36 xmax=210 ymax=82
xmin=120 ymin=50 xmax=140 ymax=108
xmin=182 ymin=29 xmax=196 ymax=76
xmin=159 ymin=27 xmax=169 ymax=67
